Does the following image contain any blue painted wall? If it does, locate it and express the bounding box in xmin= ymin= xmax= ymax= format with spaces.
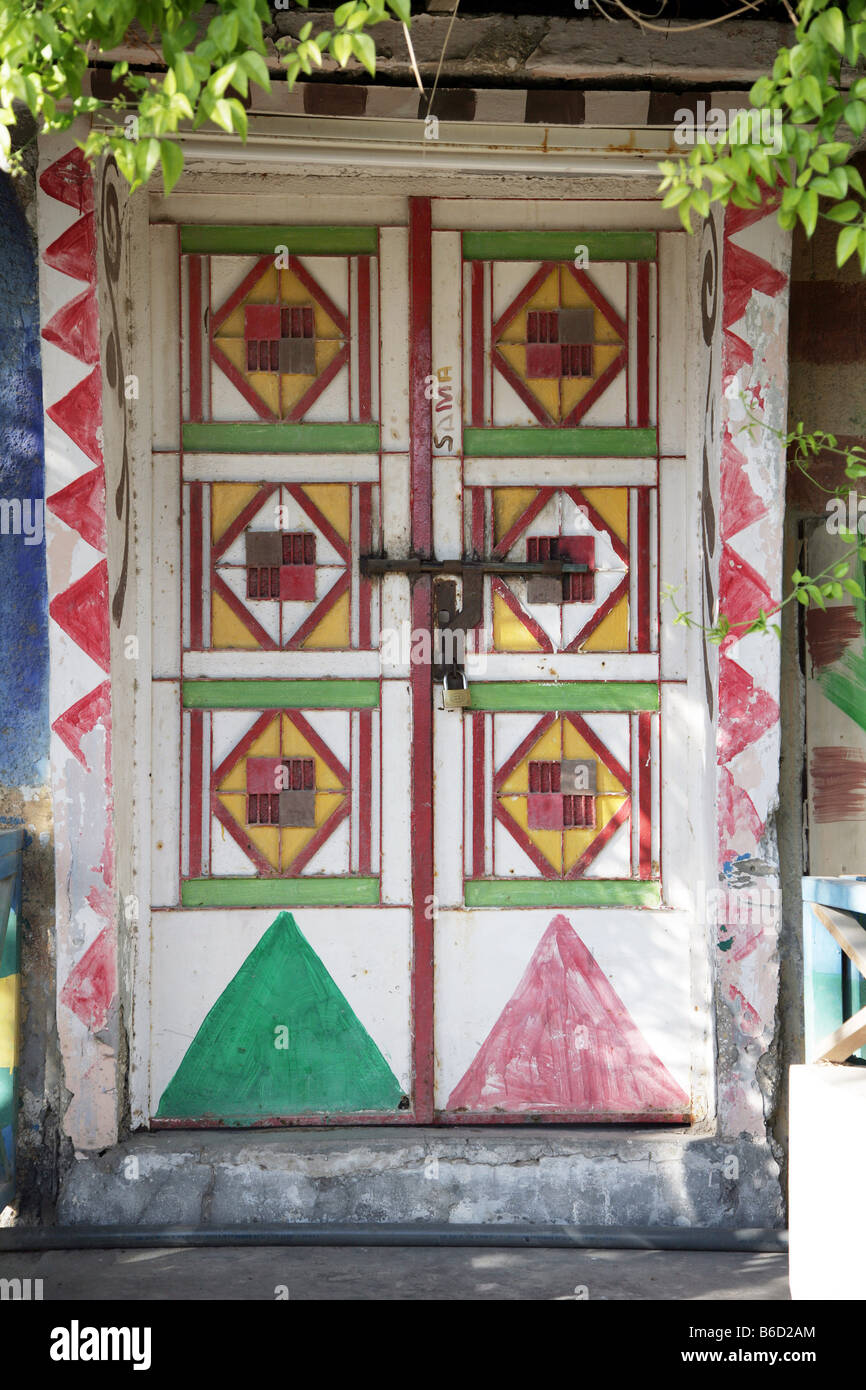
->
xmin=0 ymin=174 xmax=48 ymax=789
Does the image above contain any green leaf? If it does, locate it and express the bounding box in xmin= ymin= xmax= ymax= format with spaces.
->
xmin=229 ymin=99 xmax=248 ymax=141
xmin=845 ymin=99 xmax=866 ymax=135
xmin=807 ymin=584 xmax=826 ymax=609
xmin=820 ymin=6 xmax=847 ymax=54
xmin=799 ymin=187 xmax=819 ymax=237
xmin=848 ymin=166 xmax=866 ymax=199
xmin=332 ymin=31 xmax=353 ymax=65
xmin=141 ymin=136 xmax=161 ymax=182
xmin=351 ymin=31 xmax=376 ymax=75
xmin=334 ymin=1 xmax=357 ymax=23
xmin=842 ymin=578 xmax=866 ymax=597
xmin=210 ymin=97 xmax=234 ymax=132
xmin=241 ymin=51 xmax=271 ymax=90
xmin=299 ymin=21 xmax=313 ymax=40
xmin=796 ymin=589 xmax=810 ymax=606
xmin=836 ymin=223 xmax=860 ymax=266
xmin=660 ymin=184 xmax=692 ymax=208
xmin=160 ymin=139 xmax=184 ymax=194
xmin=387 ymin=0 xmax=412 ymax=20
xmin=211 ymin=61 xmax=239 ymax=98
xmin=826 ymin=200 xmax=860 ymax=222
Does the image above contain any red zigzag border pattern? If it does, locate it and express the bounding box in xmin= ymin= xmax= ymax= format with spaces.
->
xmin=40 ymin=147 xmax=115 ymax=1033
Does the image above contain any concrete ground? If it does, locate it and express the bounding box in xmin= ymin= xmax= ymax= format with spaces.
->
xmin=0 ymin=1246 xmax=790 ymax=1300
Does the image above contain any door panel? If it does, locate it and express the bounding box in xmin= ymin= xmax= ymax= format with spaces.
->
xmin=147 ymin=200 xmax=694 ymax=1126
xmin=150 ymin=226 xmax=416 ymax=1124
xmin=429 ymin=215 xmax=691 ymax=1121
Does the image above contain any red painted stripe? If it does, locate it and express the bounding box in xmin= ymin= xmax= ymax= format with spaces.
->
xmin=211 ymin=254 xmax=275 ymax=332
xmin=287 ymin=483 xmax=350 ymax=562
xmin=408 ymin=197 xmax=434 ymax=1124
xmin=411 ymin=582 xmax=435 ymax=1121
xmin=189 ymin=482 xmax=203 ymax=649
xmin=289 ymin=253 xmax=349 ymax=336
xmin=494 ymin=486 xmax=557 ymax=559
xmin=471 ymin=486 xmax=486 ymax=651
xmin=565 ymin=487 xmax=629 ymax=565
xmin=410 ymin=197 xmax=433 ymax=555
xmin=562 ymin=347 xmax=626 ymax=427
xmin=287 ymin=343 xmax=349 ymax=423
xmin=213 ymin=709 xmax=276 ymax=787
xmin=639 ymin=711 xmax=652 ymax=879
xmin=492 ymin=347 xmax=555 ymax=426
xmin=357 ymin=256 xmax=372 ymax=421
xmin=494 ymin=712 xmax=558 ymax=793
xmin=636 ymin=487 xmax=651 ymax=652
xmin=188 ymin=255 xmax=203 ymax=421
xmin=210 ymin=340 xmax=278 ymax=422
xmin=565 ymin=573 xmax=629 ymax=653
xmin=471 ymin=260 xmax=485 ymax=426
xmin=636 ymin=261 xmax=650 ymax=427
xmin=188 ymin=710 xmax=203 ymax=877
xmin=567 ymin=797 xmax=631 ymax=879
xmin=211 ymin=795 xmax=274 ymax=878
xmin=471 ymin=486 xmax=485 ymax=557
xmin=287 ymin=798 xmax=351 ymax=876
xmin=286 ymin=570 xmax=350 ymax=651
xmin=490 ymin=574 xmax=554 ymax=653
xmin=565 ymin=712 xmax=629 ymax=791
xmin=493 ymin=799 xmax=559 ymax=880
xmin=212 ymin=482 xmax=279 ymax=560
xmin=472 ymin=712 xmax=486 ymax=877
xmin=211 ymin=571 xmax=279 ymax=651
xmin=359 ymin=483 xmax=372 ymax=649
xmin=567 ymin=264 xmax=627 ymax=341
xmin=285 ymin=708 xmax=349 ymax=786
xmin=359 ymin=709 xmax=372 ymax=874
xmin=491 ymin=261 xmax=556 ymax=343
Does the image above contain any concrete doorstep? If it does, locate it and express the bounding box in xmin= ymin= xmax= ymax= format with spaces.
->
xmin=0 ymin=1245 xmax=791 ymax=1301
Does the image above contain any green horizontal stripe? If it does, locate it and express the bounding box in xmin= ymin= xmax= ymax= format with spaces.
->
xmin=464 ymin=427 xmax=657 ymax=458
xmin=462 ymin=230 xmax=657 ymax=262
xmin=465 ymin=879 xmax=661 ymax=908
xmin=182 ymin=878 xmax=380 ymax=907
xmin=183 ymin=422 xmax=380 ymax=453
xmin=183 ymin=680 xmax=380 ymax=709
xmin=468 ymin=682 xmax=659 ymax=712
xmin=181 ymin=225 xmax=379 ymax=255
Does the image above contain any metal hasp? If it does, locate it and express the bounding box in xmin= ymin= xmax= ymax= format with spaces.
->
xmin=359 ymin=554 xmax=589 ymax=632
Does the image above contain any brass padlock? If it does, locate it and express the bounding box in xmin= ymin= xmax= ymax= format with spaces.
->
xmin=442 ymin=669 xmax=472 ymax=711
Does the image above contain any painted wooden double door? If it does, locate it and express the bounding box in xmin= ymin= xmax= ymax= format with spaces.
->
xmin=149 ymin=196 xmax=694 ymax=1126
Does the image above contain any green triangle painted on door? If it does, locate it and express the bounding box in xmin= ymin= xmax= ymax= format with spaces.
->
xmin=156 ymin=912 xmax=404 ymax=1120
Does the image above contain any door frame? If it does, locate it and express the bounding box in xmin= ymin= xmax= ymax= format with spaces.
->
xmin=121 ymin=168 xmax=716 ymax=1132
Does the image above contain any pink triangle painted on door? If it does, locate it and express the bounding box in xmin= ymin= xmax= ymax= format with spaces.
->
xmin=446 ymin=915 xmax=690 ymax=1116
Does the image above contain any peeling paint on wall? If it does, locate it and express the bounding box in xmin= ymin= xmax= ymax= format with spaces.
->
xmin=715 ymin=193 xmax=790 ymax=1142
xmin=36 ymin=138 xmax=117 ymax=1152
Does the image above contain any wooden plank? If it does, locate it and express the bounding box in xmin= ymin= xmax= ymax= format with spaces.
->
xmin=814 ymin=903 xmax=866 ymax=980
xmin=465 ymin=879 xmax=661 ymax=908
xmin=814 ymin=1002 xmax=866 ymax=1063
xmin=182 ymin=422 xmax=379 ymax=453
xmin=408 ymin=196 xmax=435 ymax=1125
xmin=180 ymin=225 xmax=380 ymax=255
xmin=462 ymin=230 xmax=658 ymax=262
xmin=182 ymin=679 xmax=380 ymax=709
xmin=464 ymin=426 xmax=657 ymax=457
xmin=469 ymin=681 xmax=659 ymax=712
xmin=181 ymin=878 xmax=380 ymax=907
